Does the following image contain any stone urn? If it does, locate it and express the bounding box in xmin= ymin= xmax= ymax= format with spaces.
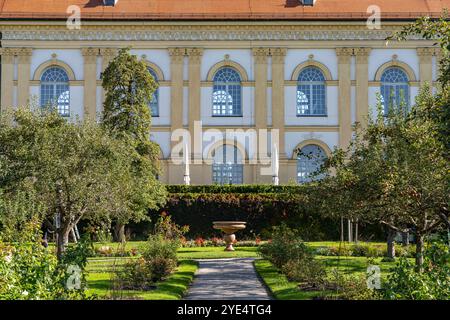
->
xmin=213 ymin=221 xmax=247 ymax=251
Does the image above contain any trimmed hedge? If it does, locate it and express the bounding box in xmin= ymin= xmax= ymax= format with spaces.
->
xmin=148 ymin=184 xmax=341 ymax=240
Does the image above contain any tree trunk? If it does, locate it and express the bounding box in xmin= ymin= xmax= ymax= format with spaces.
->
xmin=348 ymin=219 xmax=352 ymax=242
xmin=340 ymin=217 xmax=344 ymax=242
xmin=387 ymin=228 xmax=396 ymax=259
xmin=415 ymin=234 xmax=424 ymax=272
xmin=114 ymin=223 xmax=126 ymax=243
xmin=56 ymin=228 xmax=70 ymax=260
xmin=354 ymin=220 xmax=359 ymax=244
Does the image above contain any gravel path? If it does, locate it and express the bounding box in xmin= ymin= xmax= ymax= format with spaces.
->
xmin=184 ymin=258 xmax=271 ymax=300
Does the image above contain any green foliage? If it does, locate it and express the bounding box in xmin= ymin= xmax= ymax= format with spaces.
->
xmin=259 ymin=224 xmax=314 ymax=269
xmin=102 ymin=47 xmax=157 ymax=141
xmin=101 ymin=48 xmax=166 ymax=237
xmin=384 ymin=240 xmax=450 ymax=300
xmin=327 ymin=270 xmax=381 ymax=300
xmin=0 ymin=222 xmax=92 ymax=300
xmin=282 ymin=258 xmax=327 ymax=289
xmin=315 ymin=87 xmax=448 ymax=268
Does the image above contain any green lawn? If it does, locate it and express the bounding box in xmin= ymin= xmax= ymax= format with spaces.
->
xmin=255 ymin=256 xmax=399 ymax=300
xmin=86 ymin=258 xmax=198 ymax=300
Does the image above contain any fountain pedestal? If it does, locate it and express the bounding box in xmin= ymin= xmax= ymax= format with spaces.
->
xmin=213 ymin=221 xmax=247 ymax=251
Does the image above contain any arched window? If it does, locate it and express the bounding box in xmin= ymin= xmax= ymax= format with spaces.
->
xmin=297 ymin=144 xmax=327 ymax=184
xmin=147 ymin=67 xmax=159 ymax=117
xmin=380 ymin=67 xmax=410 ymax=114
xmin=212 ymin=144 xmax=243 ymax=185
xmin=297 ymin=67 xmax=326 ymax=116
xmin=40 ymin=67 xmax=70 ymax=117
xmin=212 ymin=67 xmax=242 ymax=116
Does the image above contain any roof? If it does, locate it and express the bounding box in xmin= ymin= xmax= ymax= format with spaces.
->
xmin=0 ymin=0 xmax=448 ymax=21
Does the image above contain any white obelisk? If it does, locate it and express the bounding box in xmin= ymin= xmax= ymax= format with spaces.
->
xmin=183 ymin=140 xmax=191 ymax=186
xmin=272 ymin=143 xmax=279 ymax=186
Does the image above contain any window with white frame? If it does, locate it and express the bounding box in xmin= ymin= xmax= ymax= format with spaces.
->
xmin=380 ymin=67 xmax=410 ymax=114
xmin=212 ymin=144 xmax=243 ymax=185
xmin=212 ymin=67 xmax=242 ymax=116
xmin=297 ymin=144 xmax=327 ymax=184
xmin=40 ymin=67 xmax=70 ymax=117
xmin=147 ymin=67 xmax=159 ymax=117
xmin=296 ymin=67 xmax=326 ymax=116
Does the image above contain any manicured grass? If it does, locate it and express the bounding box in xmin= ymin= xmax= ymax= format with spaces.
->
xmin=255 ymin=256 xmax=400 ymax=300
xmin=86 ymin=258 xmax=198 ymax=300
xmin=177 ymin=246 xmax=258 ymax=259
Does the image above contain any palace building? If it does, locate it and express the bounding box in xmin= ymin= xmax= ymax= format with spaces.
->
xmin=0 ymin=0 xmax=447 ymax=184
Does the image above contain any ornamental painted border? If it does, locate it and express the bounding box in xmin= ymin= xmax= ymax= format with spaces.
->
xmin=0 ymin=29 xmax=425 ymax=41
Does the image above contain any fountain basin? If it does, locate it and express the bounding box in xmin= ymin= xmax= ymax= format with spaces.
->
xmin=213 ymin=221 xmax=246 ymax=251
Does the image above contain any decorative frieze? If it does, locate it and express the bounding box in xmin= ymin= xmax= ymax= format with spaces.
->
xmin=1 ymin=26 xmax=423 ymax=42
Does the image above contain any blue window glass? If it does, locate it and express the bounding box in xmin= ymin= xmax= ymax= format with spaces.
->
xmin=40 ymin=67 xmax=70 ymax=117
xmin=212 ymin=67 xmax=242 ymax=116
xmin=212 ymin=144 xmax=243 ymax=185
xmin=380 ymin=67 xmax=410 ymax=114
xmin=297 ymin=67 xmax=326 ymax=116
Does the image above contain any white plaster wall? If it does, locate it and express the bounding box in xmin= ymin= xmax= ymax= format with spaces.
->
xmin=351 ymin=86 xmax=356 ymax=124
xmin=96 ymin=86 xmax=103 ymax=115
xmin=183 ymin=87 xmax=189 ymax=126
xmin=267 ymin=87 xmax=272 ymax=126
xmin=285 ymin=49 xmax=337 ymax=80
xmin=31 ymin=49 xmax=84 ymax=80
xmin=350 ymin=56 xmax=356 ymax=81
xmin=12 ymin=86 xmax=17 ymax=107
xmin=369 ymin=49 xmax=419 ymax=81
xmin=201 ymin=49 xmax=253 ymax=80
xmin=150 ymin=131 xmax=171 ymax=159
xmin=13 ymin=57 xmax=18 ymax=81
xmin=70 ymin=87 xmax=84 ymax=120
xmin=200 ymin=86 xmax=254 ymax=126
xmin=285 ymin=132 xmax=339 ymax=159
xmin=130 ymin=49 xmax=170 ymax=80
xmin=284 ymin=86 xmax=338 ymax=126
xmin=96 ymin=56 xmax=102 ymax=80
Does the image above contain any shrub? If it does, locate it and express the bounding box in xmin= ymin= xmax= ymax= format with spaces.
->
xmin=383 ymin=240 xmax=450 ymax=300
xmin=115 ymin=258 xmax=154 ymax=291
xmin=142 ymin=235 xmax=178 ymax=282
xmin=327 ymin=270 xmax=381 ymax=300
xmin=282 ymin=258 xmax=327 ymax=289
xmin=0 ymin=238 xmax=91 ymax=300
xmin=259 ymin=224 xmax=313 ymax=269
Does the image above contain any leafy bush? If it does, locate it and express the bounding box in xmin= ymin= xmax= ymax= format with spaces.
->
xmin=383 ymin=240 xmax=450 ymax=300
xmin=142 ymin=235 xmax=178 ymax=282
xmin=327 ymin=270 xmax=381 ymax=300
xmin=115 ymin=258 xmax=154 ymax=291
xmin=0 ymin=238 xmax=92 ymax=300
xmin=282 ymin=258 xmax=327 ymax=289
xmin=259 ymin=224 xmax=313 ymax=269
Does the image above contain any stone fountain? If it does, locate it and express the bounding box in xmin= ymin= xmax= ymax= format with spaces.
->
xmin=213 ymin=221 xmax=247 ymax=251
